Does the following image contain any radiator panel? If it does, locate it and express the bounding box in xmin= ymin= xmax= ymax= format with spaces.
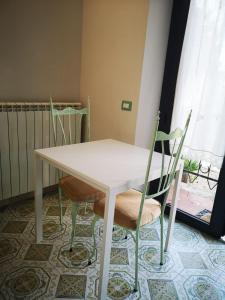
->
xmin=0 ymin=102 xmax=82 ymax=203
xmin=0 ymin=112 xmax=11 ymax=199
xmin=27 ymin=111 xmax=35 ymax=192
xmin=9 ymin=111 xmax=20 ymax=197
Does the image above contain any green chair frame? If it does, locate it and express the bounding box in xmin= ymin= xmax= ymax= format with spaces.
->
xmin=50 ymin=96 xmax=90 ymax=147
xmin=50 ymin=96 xmax=90 ymax=223
xmin=93 ymin=110 xmax=191 ymax=292
xmin=50 ymin=97 xmax=98 ymax=264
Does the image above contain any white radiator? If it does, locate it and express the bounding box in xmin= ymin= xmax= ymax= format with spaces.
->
xmin=0 ymin=102 xmax=83 ymax=203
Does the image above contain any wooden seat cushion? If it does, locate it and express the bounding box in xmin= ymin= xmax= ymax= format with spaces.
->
xmin=59 ymin=176 xmax=105 ymax=203
xmin=93 ymin=189 xmax=161 ymax=230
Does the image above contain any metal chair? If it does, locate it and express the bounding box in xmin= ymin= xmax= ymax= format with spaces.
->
xmin=93 ymin=111 xmax=191 ymax=291
xmin=50 ymin=97 xmax=104 ymax=264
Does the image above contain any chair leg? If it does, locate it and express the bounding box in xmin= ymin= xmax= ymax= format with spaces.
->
xmin=58 ymin=186 xmax=63 ymax=226
xmin=70 ymin=202 xmax=78 ymax=251
xmin=160 ymin=212 xmax=164 ymax=265
xmin=88 ymin=215 xmax=98 ymax=265
xmin=134 ymin=230 xmax=139 ymax=292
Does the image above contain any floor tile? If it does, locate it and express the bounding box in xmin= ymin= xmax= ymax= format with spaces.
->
xmin=183 ymin=274 xmax=225 ymax=299
xmin=140 ymin=228 xmax=159 ymax=241
xmin=58 ymin=242 xmax=96 ymax=269
xmin=0 ymin=237 xmax=21 ymax=263
xmin=110 ymin=248 xmax=129 ymax=265
xmin=1 ymin=266 xmax=50 ymax=299
xmin=24 ymin=244 xmax=53 ymax=261
xmin=179 ymin=252 xmax=206 ymax=269
xmin=148 ymin=279 xmax=179 ymax=300
xmin=75 ymin=224 xmax=93 ymax=237
xmin=2 ymin=221 xmax=28 ymax=233
xmin=46 ymin=206 xmax=67 ymax=217
xmin=55 ymin=274 xmax=87 ymax=298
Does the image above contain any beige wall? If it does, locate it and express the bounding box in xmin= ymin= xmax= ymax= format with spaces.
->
xmin=80 ymin=0 xmax=149 ymax=143
xmin=0 ymin=0 xmax=82 ymax=101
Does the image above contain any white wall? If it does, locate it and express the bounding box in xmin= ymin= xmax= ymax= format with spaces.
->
xmin=135 ymin=0 xmax=173 ymax=148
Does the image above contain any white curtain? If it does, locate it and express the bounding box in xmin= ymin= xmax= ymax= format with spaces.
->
xmin=171 ymin=0 xmax=225 ymax=169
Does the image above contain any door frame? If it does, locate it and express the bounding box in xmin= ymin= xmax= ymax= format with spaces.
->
xmin=157 ymin=0 xmax=225 ymax=238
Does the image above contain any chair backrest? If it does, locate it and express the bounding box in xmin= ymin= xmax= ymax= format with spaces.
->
xmin=50 ymin=96 xmax=90 ymax=146
xmin=137 ymin=110 xmax=192 ymax=229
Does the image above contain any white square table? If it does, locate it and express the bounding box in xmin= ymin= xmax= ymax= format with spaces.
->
xmin=34 ymin=139 xmax=183 ymax=299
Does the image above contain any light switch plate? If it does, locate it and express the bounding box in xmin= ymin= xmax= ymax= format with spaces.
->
xmin=121 ymin=100 xmax=132 ymax=111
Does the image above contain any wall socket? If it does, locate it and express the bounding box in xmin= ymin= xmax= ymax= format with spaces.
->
xmin=121 ymin=100 xmax=132 ymax=111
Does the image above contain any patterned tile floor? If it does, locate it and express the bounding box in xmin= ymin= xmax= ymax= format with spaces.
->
xmin=0 ymin=194 xmax=225 ymax=299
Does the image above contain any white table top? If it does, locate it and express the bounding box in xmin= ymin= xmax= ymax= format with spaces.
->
xmin=35 ymin=139 xmax=172 ymax=193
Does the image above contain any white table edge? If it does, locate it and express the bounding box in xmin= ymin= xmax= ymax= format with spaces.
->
xmin=34 ymin=150 xmax=110 ymax=193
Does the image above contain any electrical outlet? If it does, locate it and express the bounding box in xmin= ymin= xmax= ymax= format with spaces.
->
xmin=121 ymin=100 xmax=132 ymax=111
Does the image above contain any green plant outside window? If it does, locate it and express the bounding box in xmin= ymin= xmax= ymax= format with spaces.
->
xmin=183 ymin=158 xmax=199 ymax=172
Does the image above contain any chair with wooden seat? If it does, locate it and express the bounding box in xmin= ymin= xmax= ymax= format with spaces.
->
xmin=93 ymin=111 xmax=191 ymax=292
xmin=50 ymin=97 xmax=105 ymax=264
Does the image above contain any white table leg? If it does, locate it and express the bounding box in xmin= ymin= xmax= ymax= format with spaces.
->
xmin=98 ymin=190 xmax=116 ymax=300
xmin=34 ymin=155 xmax=43 ymax=243
xmin=165 ymin=161 xmax=183 ymax=251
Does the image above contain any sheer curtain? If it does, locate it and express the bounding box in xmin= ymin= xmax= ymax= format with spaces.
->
xmin=171 ymin=0 xmax=225 ymax=169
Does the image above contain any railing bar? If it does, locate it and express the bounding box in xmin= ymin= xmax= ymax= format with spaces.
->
xmin=207 ymin=180 xmax=218 ymax=190
xmin=186 ymin=170 xmax=218 ymax=182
